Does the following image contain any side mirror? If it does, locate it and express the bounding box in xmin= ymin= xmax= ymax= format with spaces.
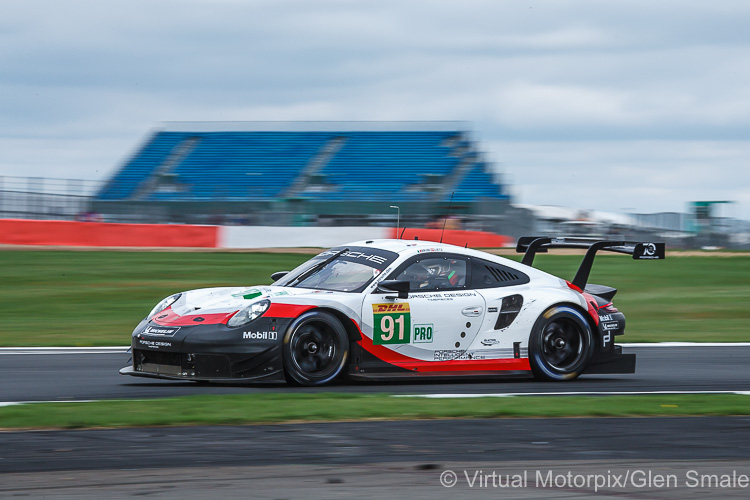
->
xmin=271 ymin=271 xmax=289 ymax=282
xmin=377 ymin=280 xmax=410 ymax=299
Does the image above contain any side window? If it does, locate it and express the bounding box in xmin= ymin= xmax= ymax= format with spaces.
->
xmin=394 ymin=256 xmax=468 ymax=291
xmin=470 ymin=258 xmax=530 ymax=288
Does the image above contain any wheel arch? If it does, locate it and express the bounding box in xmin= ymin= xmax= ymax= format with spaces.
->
xmin=313 ymin=306 xmax=362 ymax=343
xmin=538 ymin=301 xmax=597 ymax=333
xmin=278 ymin=306 xmax=360 ymax=343
xmin=527 ymin=301 xmax=592 ymax=334
xmin=567 ymin=301 xmax=598 ymax=333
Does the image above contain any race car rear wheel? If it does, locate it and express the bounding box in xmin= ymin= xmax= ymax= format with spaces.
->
xmin=283 ymin=310 xmax=349 ymax=386
xmin=529 ymin=305 xmax=594 ymax=381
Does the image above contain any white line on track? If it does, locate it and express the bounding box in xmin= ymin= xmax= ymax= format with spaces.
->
xmin=4 ymin=390 xmax=750 ymax=407
xmin=0 ymin=400 xmax=99 ymax=408
xmin=0 ymin=347 xmax=129 ymax=355
xmin=396 ymin=390 xmax=750 ymax=398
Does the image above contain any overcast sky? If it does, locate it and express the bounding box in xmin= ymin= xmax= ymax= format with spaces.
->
xmin=2 ymin=0 xmax=749 ymax=217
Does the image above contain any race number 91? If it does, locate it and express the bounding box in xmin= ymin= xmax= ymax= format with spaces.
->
xmin=372 ymin=303 xmax=411 ymax=345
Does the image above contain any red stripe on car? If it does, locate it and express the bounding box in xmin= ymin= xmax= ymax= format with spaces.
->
xmin=581 ymin=292 xmax=600 ymax=326
xmin=151 ymin=308 xmax=235 ymax=326
xmin=265 ymin=303 xmax=317 ymax=318
xmin=566 ymin=281 xmax=600 ymax=326
xmin=352 ymin=319 xmax=531 ymax=372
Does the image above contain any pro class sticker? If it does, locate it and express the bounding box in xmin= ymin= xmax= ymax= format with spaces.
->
xmin=372 ymin=303 xmax=411 ymax=345
xmin=413 ymin=324 xmax=433 ymax=343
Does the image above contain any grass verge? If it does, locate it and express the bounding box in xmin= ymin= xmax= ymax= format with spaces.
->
xmin=2 ymin=393 xmax=750 ymax=430
xmin=2 ymin=250 xmax=750 ymax=345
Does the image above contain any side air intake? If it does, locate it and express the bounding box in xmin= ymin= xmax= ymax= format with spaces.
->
xmin=494 ymin=294 xmax=524 ymax=330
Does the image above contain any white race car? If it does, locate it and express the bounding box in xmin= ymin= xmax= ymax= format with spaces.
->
xmin=120 ymin=237 xmax=664 ymax=385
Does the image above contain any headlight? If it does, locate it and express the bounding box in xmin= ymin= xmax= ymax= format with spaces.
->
xmin=147 ymin=293 xmax=181 ymax=319
xmin=227 ymin=300 xmax=271 ymax=328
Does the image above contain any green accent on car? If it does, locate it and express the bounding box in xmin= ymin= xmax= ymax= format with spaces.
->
xmin=231 ymin=288 xmax=264 ymax=300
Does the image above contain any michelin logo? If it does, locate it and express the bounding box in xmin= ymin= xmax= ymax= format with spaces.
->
xmin=143 ymin=326 xmax=180 ymax=337
xmin=243 ymin=331 xmax=278 ymax=341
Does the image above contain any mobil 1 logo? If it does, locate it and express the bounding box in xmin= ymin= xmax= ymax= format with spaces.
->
xmin=413 ymin=324 xmax=433 ymax=343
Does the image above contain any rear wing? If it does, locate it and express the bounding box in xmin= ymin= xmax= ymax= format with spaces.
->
xmin=516 ymin=237 xmax=665 ymax=290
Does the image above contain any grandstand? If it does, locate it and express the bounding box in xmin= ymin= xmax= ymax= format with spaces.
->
xmin=93 ymin=122 xmax=512 ymax=229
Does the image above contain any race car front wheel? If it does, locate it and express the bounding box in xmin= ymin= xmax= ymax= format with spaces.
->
xmin=283 ymin=310 xmax=349 ymax=386
xmin=529 ymin=305 xmax=594 ymax=381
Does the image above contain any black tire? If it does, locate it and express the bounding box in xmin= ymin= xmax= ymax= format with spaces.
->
xmin=282 ymin=310 xmax=349 ymax=386
xmin=529 ymin=305 xmax=594 ymax=381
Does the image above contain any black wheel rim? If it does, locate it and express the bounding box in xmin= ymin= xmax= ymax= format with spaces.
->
xmin=541 ymin=318 xmax=585 ymax=372
xmin=290 ymin=321 xmax=339 ymax=377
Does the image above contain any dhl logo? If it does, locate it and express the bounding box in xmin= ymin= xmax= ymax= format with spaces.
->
xmin=372 ymin=303 xmax=410 ymax=314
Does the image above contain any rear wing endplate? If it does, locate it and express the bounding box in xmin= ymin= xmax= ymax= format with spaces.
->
xmin=516 ymin=237 xmax=665 ymax=290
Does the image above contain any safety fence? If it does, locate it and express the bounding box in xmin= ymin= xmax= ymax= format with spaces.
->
xmin=0 ymin=219 xmax=510 ymax=249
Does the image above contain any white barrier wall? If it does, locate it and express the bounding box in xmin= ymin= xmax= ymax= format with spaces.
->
xmin=219 ymin=226 xmax=390 ymax=249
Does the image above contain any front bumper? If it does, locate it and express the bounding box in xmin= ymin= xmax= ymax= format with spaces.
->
xmin=120 ymin=345 xmax=284 ymax=382
xmin=119 ymin=316 xmax=290 ymax=382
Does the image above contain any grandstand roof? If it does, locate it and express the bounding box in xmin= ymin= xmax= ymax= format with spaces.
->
xmin=160 ymin=121 xmax=471 ymax=132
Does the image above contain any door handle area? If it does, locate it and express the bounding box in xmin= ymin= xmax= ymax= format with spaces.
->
xmin=461 ymin=306 xmax=483 ymax=317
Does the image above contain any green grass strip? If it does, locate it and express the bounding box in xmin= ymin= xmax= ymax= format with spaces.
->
xmin=2 ymin=250 xmax=750 ymax=345
xmin=2 ymin=393 xmax=750 ymax=430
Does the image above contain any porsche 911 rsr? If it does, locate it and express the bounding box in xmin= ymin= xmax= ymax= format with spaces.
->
xmin=119 ymin=237 xmax=664 ymax=385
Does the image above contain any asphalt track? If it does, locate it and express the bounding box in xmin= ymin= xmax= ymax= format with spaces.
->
xmin=3 ymin=345 xmax=750 ymax=498
xmin=4 ymin=418 xmax=750 ymax=498
xmin=1 ymin=345 xmax=750 ymax=403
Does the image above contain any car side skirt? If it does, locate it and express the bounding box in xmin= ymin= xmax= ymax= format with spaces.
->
xmin=347 ymin=324 xmax=532 ymax=378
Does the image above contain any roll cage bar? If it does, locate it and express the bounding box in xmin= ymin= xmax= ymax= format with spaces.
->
xmin=516 ymin=237 xmax=665 ymax=290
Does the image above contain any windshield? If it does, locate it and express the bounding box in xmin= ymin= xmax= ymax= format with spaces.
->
xmin=274 ymin=246 xmax=399 ymax=293
xmin=294 ymin=260 xmax=380 ymax=291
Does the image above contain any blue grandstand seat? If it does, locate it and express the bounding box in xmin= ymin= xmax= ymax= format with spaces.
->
xmin=97 ymin=133 xmax=186 ymax=200
xmin=451 ymin=163 xmax=510 ymax=202
xmin=96 ymin=128 xmax=508 ymax=203
xmin=301 ymin=131 xmax=460 ymax=202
